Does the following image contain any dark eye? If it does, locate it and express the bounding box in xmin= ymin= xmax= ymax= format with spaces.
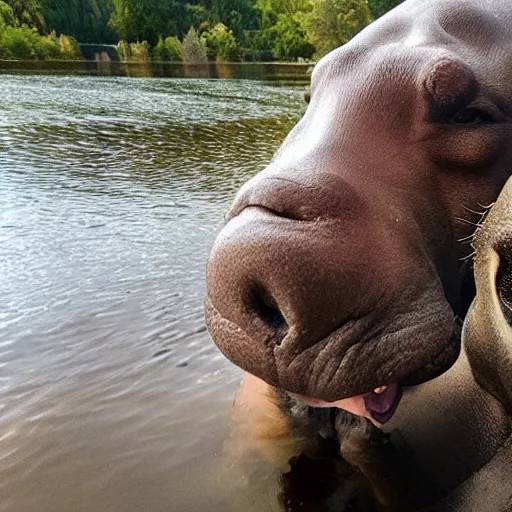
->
xmin=452 ymin=107 xmax=495 ymax=125
xmin=497 ymin=252 xmax=512 ymax=324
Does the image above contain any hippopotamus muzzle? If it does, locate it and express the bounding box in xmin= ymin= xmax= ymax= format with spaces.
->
xmin=205 ymin=168 xmax=461 ymax=409
xmin=205 ymin=0 xmax=512 ymax=423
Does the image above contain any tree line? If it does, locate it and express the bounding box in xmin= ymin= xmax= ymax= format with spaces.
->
xmin=0 ymin=0 xmax=403 ymax=61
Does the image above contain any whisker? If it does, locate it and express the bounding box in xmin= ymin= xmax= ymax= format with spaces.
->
xmin=462 ymin=205 xmax=487 ymax=217
xmin=454 ymin=217 xmax=482 ymax=228
xmin=476 ymin=201 xmax=495 ymax=210
xmin=457 ymin=233 xmax=475 ymax=243
xmin=459 ymin=251 xmax=476 ymax=262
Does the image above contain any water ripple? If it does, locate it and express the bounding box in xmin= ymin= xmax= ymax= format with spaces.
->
xmin=0 ymin=74 xmax=305 ymax=512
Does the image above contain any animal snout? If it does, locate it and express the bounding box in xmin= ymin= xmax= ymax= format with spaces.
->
xmin=207 ymin=173 xmax=374 ymax=350
xmin=205 ymin=171 xmax=450 ymax=399
xmin=206 ymin=205 xmax=360 ymax=351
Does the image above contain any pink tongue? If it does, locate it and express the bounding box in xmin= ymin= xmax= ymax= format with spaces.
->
xmin=364 ymin=383 xmax=400 ymax=414
xmin=294 ymin=382 xmax=403 ymax=426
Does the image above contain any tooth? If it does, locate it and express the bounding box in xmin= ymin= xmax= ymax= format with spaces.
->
xmin=374 ymin=386 xmax=387 ymax=394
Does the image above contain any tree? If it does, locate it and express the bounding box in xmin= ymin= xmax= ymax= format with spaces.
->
xmin=109 ymin=0 xmax=191 ymax=44
xmin=42 ymin=0 xmax=117 ymax=43
xmin=181 ymin=26 xmax=207 ymax=63
xmin=202 ymin=22 xmax=237 ymax=60
xmin=216 ymin=0 xmax=260 ymax=39
xmin=270 ymin=15 xmax=313 ymax=60
xmin=303 ymin=0 xmax=372 ymax=57
xmin=256 ymin=0 xmax=309 ymax=21
xmin=367 ymin=0 xmax=402 ymax=18
xmin=5 ymin=0 xmax=46 ymax=32
xmin=153 ymin=35 xmax=182 ymax=61
xmin=0 ymin=1 xmax=15 ymax=28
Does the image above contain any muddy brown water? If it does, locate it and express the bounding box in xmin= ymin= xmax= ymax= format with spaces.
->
xmin=0 ymin=72 xmax=314 ymax=512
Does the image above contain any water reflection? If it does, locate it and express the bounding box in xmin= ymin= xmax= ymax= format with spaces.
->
xmin=0 ymin=74 xmax=309 ymax=511
xmin=0 ymin=60 xmax=312 ymax=84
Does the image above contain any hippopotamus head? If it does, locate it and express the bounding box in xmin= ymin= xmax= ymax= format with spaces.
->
xmin=464 ymin=176 xmax=512 ymax=413
xmin=205 ymin=0 xmax=512 ymax=424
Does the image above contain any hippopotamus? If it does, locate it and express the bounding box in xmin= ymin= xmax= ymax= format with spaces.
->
xmin=205 ymin=0 xmax=512 ymax=507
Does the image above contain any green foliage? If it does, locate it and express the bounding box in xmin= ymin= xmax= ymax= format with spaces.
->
xmin=152 ymin=35 xmax=182 ymax=61
xmin=268 ymin=15 xmax=313 ymax=60
xmin=57 ymin=32 xmax=81 ymax=57
xmin=0 ymin=0 xmax=393 ymax=63
xmin=42 ymin=0 xmax=116 ymax=44
xmin=130 ymin=40 xmax=150 ymax=60
xmin=303 ymin=0 xmax=372 ymax=57
xmin=202 ymin=22 xmax=237 ymax=61
xmin=215 ymin=0 xmax=260 ymax=39
xmin=0 ymin=24 xmax=81 ymax=59
xmin=181 ymin=26 xmax=207 ymax=63
xmin=116 ymin=39 xmax=150 ymax=61
xmin=367 ymin=0 xmax=402 ymax=18
xmin=249 ymin=0 xmax=313 ymax=60
xmin=116 ymin=39 xmax=129 ymax=59
xmin=256 ymin=0 xmax=310 ymax=23
xmin=110 ymin=0 xmax=191 ymax=45
xmin=4 ymin=0 xmax=46 ymax=32
xmin=0 ymin=1 xmax=15 ymax=28
xmin=108 ymin=0 xmax=259 ymax=45
xmin=186 ymin=4 xmax=211 ymax=32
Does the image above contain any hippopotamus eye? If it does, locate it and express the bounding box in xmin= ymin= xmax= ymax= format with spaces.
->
xmin=497 ymin=253 xmax=512 ymax=324
xmin=452 ymin=107 xmax=495 ymax=125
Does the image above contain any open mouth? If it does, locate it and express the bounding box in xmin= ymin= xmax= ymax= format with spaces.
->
xmin=291 ymin=322 xmax=461 ymax=427
xmin=206 ymin=284 xmax=462 ymax=427
xmin=295 ymin=382 xmax=403 ymax=426
xmin=363 ymin=383 xmax=403 ymax=424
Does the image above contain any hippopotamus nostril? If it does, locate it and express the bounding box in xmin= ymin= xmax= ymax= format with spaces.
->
xmin=249 ymin=283 xmax=288 ymax=343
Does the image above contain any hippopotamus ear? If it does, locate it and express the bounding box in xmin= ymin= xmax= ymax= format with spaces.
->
xmin=424 ymin=58 xmax=478 ymax=120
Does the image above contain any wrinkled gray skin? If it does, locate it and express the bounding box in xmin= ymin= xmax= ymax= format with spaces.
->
xmin=206 ymin=0 xmax=512 ymax=404
xmin=206 ymin=0 xmax=512 ymax=509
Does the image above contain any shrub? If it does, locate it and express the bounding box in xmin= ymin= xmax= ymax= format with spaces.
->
xmin=117 ymin=40 xmax=151 ymax=61
xmin=116 ymin=40 xmax=130 ymax=61
xmin=0 ymin=25 xmax=37 ymax=59
xmin=181 ymin=27 xmax=207 ymax=64
xmin=0 ymin=25 xmax=81 ymax=60
xmin=58 ymin=34 xmax=82 ymax=60
xmin=152 ymin=36 xmax=182 ymax=61
xmin=130 ymin=40 xmax=150 ymax=61
xmin=202 ymin=23 xmax=238 ymax=61
xmin=242 ymin=28 xmax=277 ymax=53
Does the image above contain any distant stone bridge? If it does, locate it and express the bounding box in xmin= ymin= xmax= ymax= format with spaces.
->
xmin=79 ymin=44 xmax=119 ymax=62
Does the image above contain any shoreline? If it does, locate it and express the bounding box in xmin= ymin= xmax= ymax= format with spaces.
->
xmin=0 ymin=60 xmax=314 ymax=81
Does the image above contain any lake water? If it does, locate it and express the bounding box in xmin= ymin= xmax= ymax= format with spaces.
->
xmin=0 ymin=72 xmax=310 ymax=511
